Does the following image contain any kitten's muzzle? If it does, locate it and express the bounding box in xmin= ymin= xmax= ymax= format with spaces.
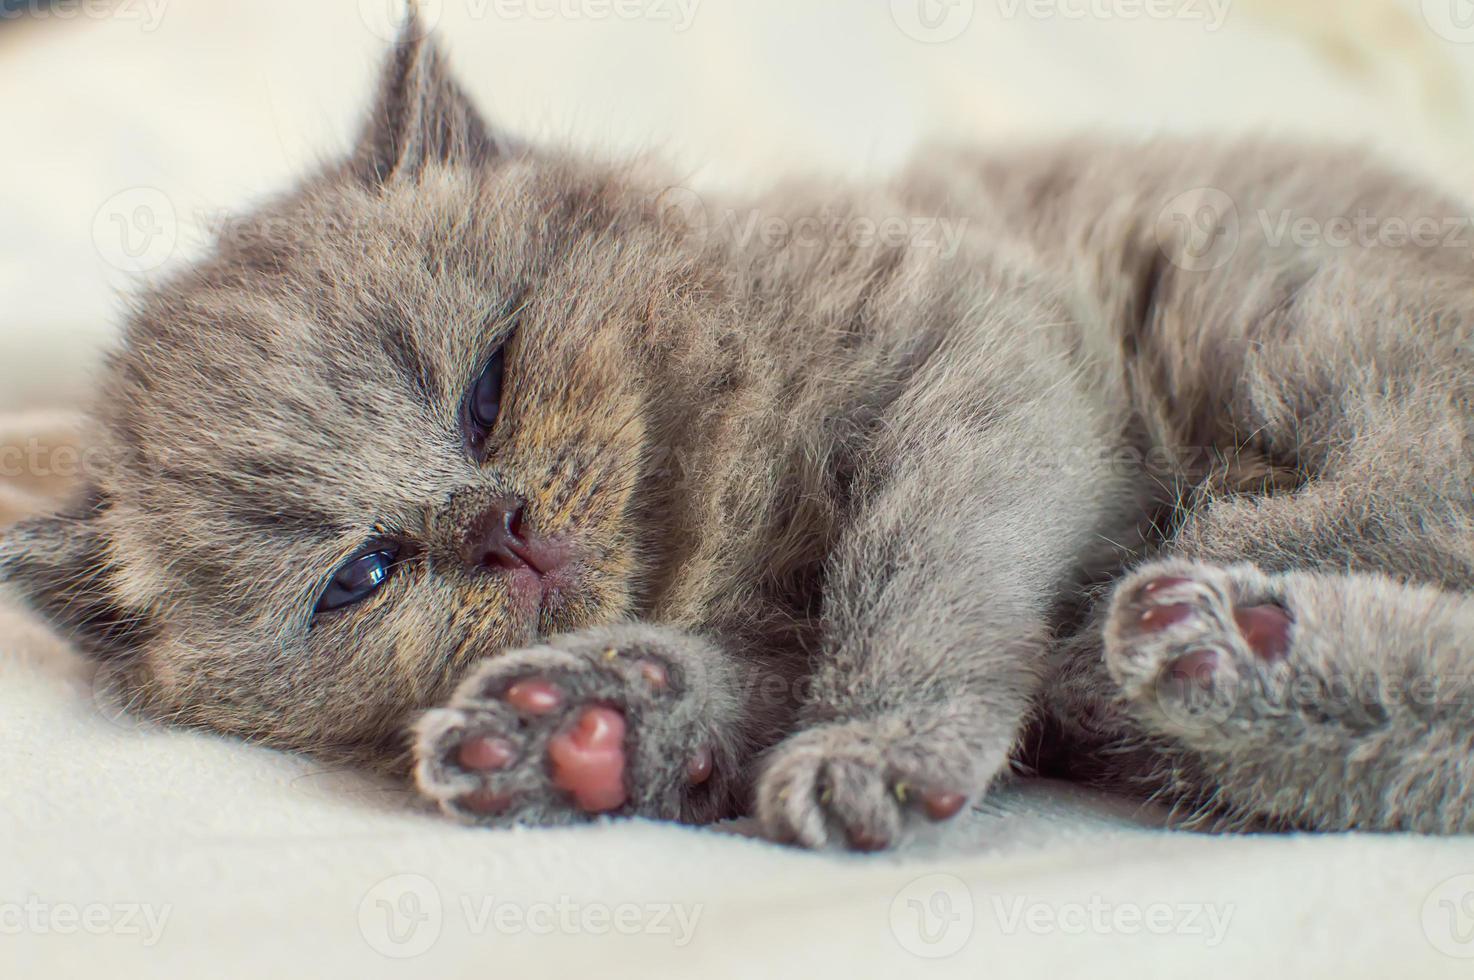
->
xmin=461 ymin=498 xmax=567 ymax=578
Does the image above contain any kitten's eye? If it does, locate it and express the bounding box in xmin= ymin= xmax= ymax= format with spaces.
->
xmin=316 ymin=546 xmax=399 ymax=614
xmin=467 ymin=349 xmax=506 ymax=435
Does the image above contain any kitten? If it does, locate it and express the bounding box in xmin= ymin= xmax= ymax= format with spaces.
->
xmin=6 ymin=15 xmax=1474 ymax=848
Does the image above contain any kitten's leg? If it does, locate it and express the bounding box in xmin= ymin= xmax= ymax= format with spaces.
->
xmin=1104 ymin=559 xmax=1474 ymax=831
xmin=755 ymin=373 xmax=1138 ymax=850
xmin=1096 ymin=381 xmax=1474 ymax=829
xmin=413 ymin=623 xmax=749 ymax=826
xmin=961 ymin=136 xmax=1474 ymax=829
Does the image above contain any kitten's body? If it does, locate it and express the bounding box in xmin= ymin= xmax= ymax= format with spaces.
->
xmin=6 ymin=22 xmax=1474 ymax=846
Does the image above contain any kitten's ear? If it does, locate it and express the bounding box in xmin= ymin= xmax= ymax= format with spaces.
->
xmin=348 ymin=11 xmax=507 ymax=185
xmin=0 ymin=496 xmax=152 ymax=659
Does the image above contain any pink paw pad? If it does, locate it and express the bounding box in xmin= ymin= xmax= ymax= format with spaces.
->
xmin=687 ymin=747 xmax=713 ymax=786
xmin=548 ymin=706 xmax=628 ymax=813
xmin=637 ymin=659 xmax=669 ymax=690
xmin=1140 ymin=576 xmax=1195 ymax=596
xmin=1233 ymin=604 xmax=1293 ymax=662
xmin=1166 ymin=648 xmax=1219 ymax=689
xmin=505 ymin=679 xmax=564 ymax=715
xmin=1137 ymin=602 xmax=1197 ymax=633
xmin=457 ymin=735 xmax=517 ymax=772
xmin=846 ymin=828 xmax=891 ymax=852
xmin=921 ymin=790 xmax=968 ymax=822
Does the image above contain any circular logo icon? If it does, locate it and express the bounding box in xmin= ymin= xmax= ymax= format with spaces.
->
xmin=358 ymin=873 xmax=443 ymax=958
xmin=889 ymin=873 xmax=974 ymax=958
xmin=1142 ymin=649 xmax=1242 ymax=735
xmin=890 ymin=0 xmax=976 ymax=43
xmin=92 ymin=187 xmax=178 ymax=274
xmin=1423 ymin=1 xmax=1474 ymax=43
xmin=359 ymin=0 xmax=444 ymax=42
xmin=653 ymin=186 xmax=712 ymax=243
xmin=1155 ymin=187 xmax=1240 ymax=272
xmin=1423 ymin=873 xmax=1474 ymax=958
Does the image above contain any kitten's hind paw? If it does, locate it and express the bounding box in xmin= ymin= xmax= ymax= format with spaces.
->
xmin=412 ymin=626 xmax=736 ymax=827
xmin=1104 ymin=559 xmax=1474 ymax=832
xmin=1104 ymin=560 xmax=1295 ymax=738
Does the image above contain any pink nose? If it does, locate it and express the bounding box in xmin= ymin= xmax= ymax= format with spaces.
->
xmin=462 ymin=500 xmax=564 ymax=576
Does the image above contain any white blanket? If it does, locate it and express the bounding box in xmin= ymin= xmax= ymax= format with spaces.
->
xmin=4 ymin=1 xmax=1474 ymax=976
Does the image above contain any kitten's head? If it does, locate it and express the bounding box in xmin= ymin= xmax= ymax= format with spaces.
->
xmin=0 ymin=17 xmax=712 ymax=764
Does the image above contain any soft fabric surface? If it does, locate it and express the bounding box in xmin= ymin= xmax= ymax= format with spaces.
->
xmin=4 ymin=1 xmax=1474 ymax=976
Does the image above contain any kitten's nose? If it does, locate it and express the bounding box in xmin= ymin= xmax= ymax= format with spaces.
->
xmin=462 ymin=500 xmax=563 ymax=576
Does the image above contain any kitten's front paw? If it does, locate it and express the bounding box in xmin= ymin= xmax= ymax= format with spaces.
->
xmin=755 ymin=717 xmax=976 ymax=852
xmin=412 ymin=627 xmax=733 ymax=826
xmin=1104 ymin=560 xmax=1294 ymax=736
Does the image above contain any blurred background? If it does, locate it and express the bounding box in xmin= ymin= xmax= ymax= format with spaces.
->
xmin=2 ymin=0 xmax=1474 ymax=416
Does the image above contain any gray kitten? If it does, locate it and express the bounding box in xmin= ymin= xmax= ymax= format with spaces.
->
xmin=5 ymin=17 xmax=1474 ymax=848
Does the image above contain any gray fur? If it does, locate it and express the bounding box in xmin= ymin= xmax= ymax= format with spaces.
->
xmin=1102 ymin=560 xmax=1474 ymax=832
xmin=4 ymin=17 xmax=1474 ymax=847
